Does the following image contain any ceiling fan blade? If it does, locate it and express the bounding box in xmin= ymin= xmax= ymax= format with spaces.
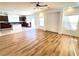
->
xmin=38 ymin=5 xmax=48 ymax=7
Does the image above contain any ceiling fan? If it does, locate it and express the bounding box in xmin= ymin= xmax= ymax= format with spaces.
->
xmin=35 ymin=2 xmax=48 ymax=7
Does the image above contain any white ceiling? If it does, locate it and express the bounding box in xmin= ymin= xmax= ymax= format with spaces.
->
xmin=0 ymin=2 xmax=79 ymax=15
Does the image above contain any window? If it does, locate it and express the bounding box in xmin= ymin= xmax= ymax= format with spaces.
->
xmin=39 ymin=13 xmax=44 ymax=26
xmin=64 ymin=15 xmax=79 ymax=30
xmin=8 ymin=15 xmax=19 ymax=22
xmin=27 ymin=16 xmax=35 ymax=28
xmin=26 ymin=16 xmax=31 ymax=23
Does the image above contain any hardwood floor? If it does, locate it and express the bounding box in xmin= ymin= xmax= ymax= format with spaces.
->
xmin=0 ymin=29 xmax=79 ymax=56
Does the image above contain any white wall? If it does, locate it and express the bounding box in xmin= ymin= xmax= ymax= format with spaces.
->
xmin=44 ymin=11 xmax=60 ymax=32
xmin=58 ymin=11 xmax=64 ymax=34
xmin=34 ymin=13 xmax=40 ymax=29
xmin=34 ymin=9 xmax=61 ymax=33
xmin=64 ymin=7 xmax=79 ymax=16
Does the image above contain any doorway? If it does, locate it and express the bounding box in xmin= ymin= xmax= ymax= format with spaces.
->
xmin=27 ymin=15 xmax=35 ymax=29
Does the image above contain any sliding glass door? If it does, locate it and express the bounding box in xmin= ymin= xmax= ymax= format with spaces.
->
xmin=63 ymin=15 xmax=79 ymax=36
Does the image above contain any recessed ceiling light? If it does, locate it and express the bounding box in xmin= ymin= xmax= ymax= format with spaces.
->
xmin=67 ymin=7 xmax=74 ymax=12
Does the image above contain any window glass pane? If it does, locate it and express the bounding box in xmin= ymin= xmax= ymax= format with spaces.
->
xmin=8 ymin=15 xmax=19 ymax=22
xmin=64 ymin=15 xmax=79 ymax=30
xmin=26 ymin=16 xmax=31 ymax=23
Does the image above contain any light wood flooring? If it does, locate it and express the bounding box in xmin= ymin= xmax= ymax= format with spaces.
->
xmin=0 ymin=29 xmax=79 ymax=56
